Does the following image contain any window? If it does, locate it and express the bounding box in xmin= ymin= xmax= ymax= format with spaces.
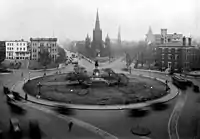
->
xmin=175 ymin=54 xmax=178 ymax=60
xmin=23 ymin=43 xmax=25 ymax=46
xmin=20 ymin=43 xmax=22 ymax=46
xmin=168 ymin=54 xmax=172 ymax=60
xmin=174 ymin=62 xmax=178 ymax=67
xmin=175 ymin=48 xmax=178 ymax=53
xmin=162 ymin=54 xmax=164 ymax=59
xmin=162 ymin=48 xmax=165 ymax=53
xmin=23 ymin=48 xmax=25 ymax=51
xmin=40 ymin=43 xmax=44 ymax=46
xmin=17 ymin=48 xmax=19 ymax=51
xmin=168 ymin=62 xmax=172 ymax=68
xmin=162 ymin=61 xmax=164 ymax=66
xmin=168 ymin=48 xmax=171 ymax=53
xmin=17 ymin=43 xmax=18 ymax=46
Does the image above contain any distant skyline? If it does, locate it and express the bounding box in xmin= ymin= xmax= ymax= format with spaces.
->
xmin=0 ymin=0 xmax=199 ymax=42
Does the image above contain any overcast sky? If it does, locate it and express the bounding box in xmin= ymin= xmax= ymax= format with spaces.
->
xmin=0 ymin=0 xmax=199 ymax=42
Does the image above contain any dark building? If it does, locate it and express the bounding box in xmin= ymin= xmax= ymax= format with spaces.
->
xmin=85 ymin=10 xmax=110 ymax=58
xmin=156 ymin=37 xmax=199 ymax=72
xmin=0 ymin=41 xmax=6 ymax=63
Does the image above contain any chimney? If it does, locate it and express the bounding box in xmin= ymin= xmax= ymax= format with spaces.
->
xmin=188 ymin=37 xmax=192 ymax=46
xmin=183 ymin=36 xmax=186 ymax=46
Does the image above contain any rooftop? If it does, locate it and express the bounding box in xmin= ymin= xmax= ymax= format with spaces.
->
xmin=5 ymin=40 xmax=28 ymax=42
xmin=30 ymin=38 xmax=57 ymax=41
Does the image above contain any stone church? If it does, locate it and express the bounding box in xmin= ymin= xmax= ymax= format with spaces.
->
xmin=85 ymin=10 xmax=111 ymax=58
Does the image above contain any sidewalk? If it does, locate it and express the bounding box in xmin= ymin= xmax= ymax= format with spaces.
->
xmin=133 ymin=68 xmax=200 ymax=79
xmin=11 ymin=71 xmax=179 ymax=110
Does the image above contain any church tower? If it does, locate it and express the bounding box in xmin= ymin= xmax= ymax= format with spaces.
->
xmin=118 ymin=26 xmax=121 ymax=46
xmin=92 ymin=9 xmax=103 ymax=57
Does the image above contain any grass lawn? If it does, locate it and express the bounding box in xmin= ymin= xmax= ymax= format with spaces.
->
xmin=28 ymin=60 xmax=58 ymax=70
xmin=23 ymin=74 xmax=167 ymax=105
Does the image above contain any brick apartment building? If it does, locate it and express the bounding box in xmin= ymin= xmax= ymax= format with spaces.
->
xmin=156 ymin=37 xmax=200 ymax=72
xmin=30 ymin=38 xmax=58 ymax=61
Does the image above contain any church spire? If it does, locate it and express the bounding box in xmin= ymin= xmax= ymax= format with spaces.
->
xmin=147 ymin=26 xmax=153 ymax=34
xmin=118 ymin=26 xmax=121 ymax=45
xmin=95 ymin=9 xmax=100 ymax=30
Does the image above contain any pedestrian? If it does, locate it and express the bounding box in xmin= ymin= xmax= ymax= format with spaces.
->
xmin=68 ymin=121 xmax=73 ymax=132
xmin=25 ymin=93 xmax=28 ymax=100
xmin=21 ymin=72 xmax=23 ymax=78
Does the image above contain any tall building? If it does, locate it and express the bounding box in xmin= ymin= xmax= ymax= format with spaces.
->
xmin=85 ymin=9 xmax=110 ymax=57
xmin=0 ymin=41 xmax=6 ymax=62
xmin=5 ymin=40 xmax=30 ymax=60
xmin=30 ymin=38 xmax=58 ymax=61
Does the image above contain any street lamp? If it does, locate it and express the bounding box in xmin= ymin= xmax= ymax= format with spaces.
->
xmin=28 ymin=71 xmax=31 ymax=81
xmin=37 ymin=82 xmax=42 ymax=99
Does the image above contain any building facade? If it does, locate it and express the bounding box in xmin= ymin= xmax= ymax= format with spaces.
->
xmin=0 ymin=41 xmax=6 ymax=62
xmin=5 ymin=40 xmax=30 ymax=60
xmin=146 ymin=28 xmax=183 ymax=45
xmin=156 ymin=37 xmax=197 ymax=72
xmin=30 ymin=38 xmax=58 ymax=61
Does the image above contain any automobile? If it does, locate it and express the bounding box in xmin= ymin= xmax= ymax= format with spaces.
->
xmin=9 ymin=118 xmax=22 ymax=138
xmin=53 ymin=105 xmax=74 ymax=115
xmin=29 ymin=120 xmax=41 ymax=139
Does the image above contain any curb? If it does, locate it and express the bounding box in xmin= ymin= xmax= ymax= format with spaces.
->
xmin=133 ymin=68 xmax=200 ymax=79
xmin=12 ymin=71 xmax=179 ymax=110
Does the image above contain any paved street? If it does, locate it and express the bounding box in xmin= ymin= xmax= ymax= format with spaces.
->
xmin=0 ymin=66 xmax=102 ymax=139
xmin=1 ymin=57 xmax=199 ymax=139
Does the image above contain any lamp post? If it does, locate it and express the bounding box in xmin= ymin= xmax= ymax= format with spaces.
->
xmin=28 ymin=71 xmax=31 ymax=81
xmin=37 ymin=82 xmax=42 ymax=99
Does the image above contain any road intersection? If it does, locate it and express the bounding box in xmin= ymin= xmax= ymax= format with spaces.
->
xmin=0 ymin=56 xmax=195 ymax=139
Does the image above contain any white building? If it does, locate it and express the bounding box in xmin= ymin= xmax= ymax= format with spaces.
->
xmin=6 ymin=40 xmax=30 ymax=60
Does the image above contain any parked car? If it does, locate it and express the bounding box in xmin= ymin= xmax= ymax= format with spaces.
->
xmin=9 ymin=118 xmax=22 ymax=139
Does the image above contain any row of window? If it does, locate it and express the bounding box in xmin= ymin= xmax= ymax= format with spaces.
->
xmin=32 ymin=54 xmax=56 ymax=59
xmin=161 ymin=48 xmax=193 ymax=53
xmin=161 ymin=48 xmax=179 ymax=53
xmin=162 ymin=61 xmax=178 ymax=67
xmin=7 ymin=43 xmax=26 ymax=46
xmin=32 ymin=48 xmax=57 ymax=53
xmin=6 ymin=57 xmax=29 ymax=60
xmin=7 ymin=47 xmax=14 ymax=50
xmin=7 ymin=47 xmax=26 ymax=51
xmin=32 ymin=43 xmax=56 ymax=47
xmin=162 ymin=54 xmax=179 ymax=60
xmin=32 ymin=54 xmax=37 ymax=58
xmin=7 ymin=52 xmax=13 ymax=56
